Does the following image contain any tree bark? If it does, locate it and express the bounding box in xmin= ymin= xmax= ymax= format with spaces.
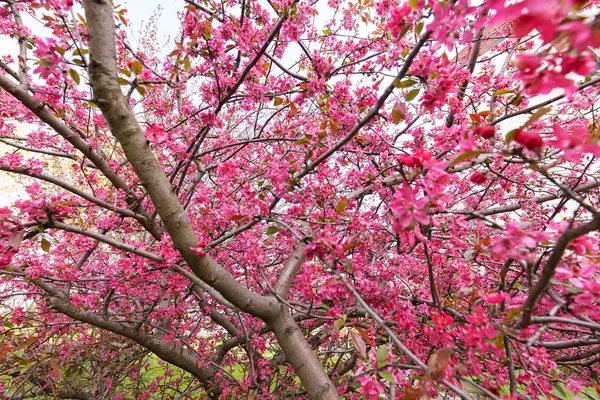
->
xmin=81 ymin=0 xmax=338 ymax=398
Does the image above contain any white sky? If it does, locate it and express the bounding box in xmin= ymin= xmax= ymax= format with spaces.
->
xmin=124 ymin=0 xmax=183 ymax=52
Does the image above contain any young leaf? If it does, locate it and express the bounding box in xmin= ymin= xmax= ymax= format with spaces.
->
xmin=8 ymin=231 xmax=23 ymax=249
xmin=393 ymin=79 xmax=417 ymax=88
xmin=289 ymin=101 xmax=298 ymax=114
xmin=41 ymin=238 xmax=50 ymax=252
xmin=524 ymin=107 xmax=551 ymax=127
xmin=131 ymin=60 xmax=143 ymax=75
xmin=335 ymin=198 xmax=348 ymax=214
xmin=350 ymin=329 xmax=367 ymax=360
xmin=68 ymin=68 xmax=80 ymax=85
xmin=447 ymin=150 xmax=485 ymax=167
xmin=333 ymin=314 xmax=347 ymax=331
xmin=376 ymin=345 xmax=388 ymax=368
xmin=378 ymin=371 xmax=395 ymax=383
xmin=405 ymin=88 xmax=420 ymax=101
xmin=429 ymin=347 xmax=453 ymax=381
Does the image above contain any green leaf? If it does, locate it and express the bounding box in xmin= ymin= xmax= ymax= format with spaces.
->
xmin=393 ymin=79 xmax=417 ymax=88
xmin=273 ymin=97 xmax=283 ymax=106
xmin=183 ymin=55 xmax=191 ymax=73
xmin=493 ymin=89 xmax=512 ymax=96
xmin=414 ymin=21 xmax=424 ymax=35
xmin=131 ymin=60 xmax=143 ymax=75
xmin=266 ymin=226 xmax=278 ymax=235
xmin=118 ymin=77 xmax=130 ymax=85
xmin=295 ymin=138 xmax=310 ymax=145
xmin=552 ymin=384 xmax=570 ymax=399
xmin=409 ymin=0 xmax=418 ymax=8
xmin=333 ymin=314 xmax=347 ymax=331
xmin=335 ymin=198 xmax=348 ymax=214
xmin=378 ymin=371 xmax=395 ymax=383
xmin=505 ymin=128 xmax=519 ymax=144
xmin=524 ymin=107 xmax=551 ymax=127
xmin=68 ymin=69 xmax=80 ymax=85
xmin=509 ymin=94 xmax=523 ymax=106
xmin=447 ymin=150 xmax=485 ymax=167
xmin=405 ymin=88 xmax=420 ymax=101
xmin=493 ymin=333 xmax=504 ymax=349
xmin=507 ymin=306 xmax=523 ymax=320
xmin=376 ymin=346 xmax=388 ymax=368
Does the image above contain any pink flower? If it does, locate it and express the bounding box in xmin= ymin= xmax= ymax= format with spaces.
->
xmin=140 ymin=69 xmax=154 ymax=80
xmin=561 ymin=54 xmax=596 ymax=76
xmin=481 ymin=292 xmax=507 ymax=304
xmin=558 ymin=21 xmax=600 ymax=52
xmin=390 ymin=183 xmax=430 ymax=230
xmin=386 ymin=4 xmax=413 ymax=39
xmin=356 ymin=374 xmax=386 ymax=399
xmin=144 ymin=123 xmax=167 ymax=143
xmin=421 ymin=76 xmax=458 ymax=111
xmin=191 ymin=246 xmax=205 ymax=257
xmin=490 ymin=223 xmax=548 ymax=260
xmin=40 ymin=0 xmax=74 ymax=10
xmin=33 ymin=38 xmax=62 ymax=79
xmin=549 ymin=125 xmax=600 ymax=161
xmin=399 ymin=155 xmax=422 ymax=168
xmin=517 ymin=371 xmax=532 ymax=384
xmin=514 ymin=53 xmax=541 ymax=74
xmin=489 ymin=0 xmax=566 ymax=43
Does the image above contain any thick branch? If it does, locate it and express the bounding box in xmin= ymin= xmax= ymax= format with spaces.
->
xmin=274 ymin=241 xmax=307 ymax=299
xmin=31 ymin=279 xmax=219 ymax=395
xmin=267 ymin=307 xmax=341 ymax=399
xmin=82 ymin=0 xmax=275 ymax=319
xmin=556 ymin=345 xmax=600 ymax=362
xmin=82 ymin=6 xmax=342 ymax=398
xmin=520 ymin=214 xmax=600 ymax=327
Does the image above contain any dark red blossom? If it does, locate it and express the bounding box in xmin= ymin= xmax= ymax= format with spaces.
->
xmin=514 ymin=129 xmax=543 ymax=151
xmin=475 ymin=125 xmax=495 ymax=139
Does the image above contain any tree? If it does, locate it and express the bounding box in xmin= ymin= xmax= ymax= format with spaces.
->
xmin=1 ymin=0 xmax=600 ymax=398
